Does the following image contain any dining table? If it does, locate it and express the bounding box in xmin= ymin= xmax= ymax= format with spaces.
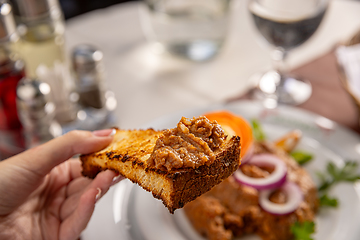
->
xmin=63 ymin=0 xmax=360 ymax=239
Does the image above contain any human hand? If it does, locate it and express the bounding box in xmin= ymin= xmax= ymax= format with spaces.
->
xmin=0 ymin=129 xmax=122 ymax=240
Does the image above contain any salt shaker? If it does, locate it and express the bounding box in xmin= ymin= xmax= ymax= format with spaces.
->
xmin=16 ymin=78 xmax=62 ymax=148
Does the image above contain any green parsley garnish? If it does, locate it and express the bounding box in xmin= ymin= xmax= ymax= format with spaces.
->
xmin=251 ymin=119 xmax=266 ymax=141
xmin=291 ymin=151 xmax=313 ymax=165
xmin=317 ymin=161 xmax=360 ymax=192
xmin=316 ymin=161 xmax=360 ymax=208
xmin=291 ymin=221 xmax=315 ymax=240
xmin=319 ymin=194 xmax=338 ymax=208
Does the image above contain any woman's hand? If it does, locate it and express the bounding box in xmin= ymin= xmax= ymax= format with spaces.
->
xmin=0 ymin=129 xmax=122 ymax=240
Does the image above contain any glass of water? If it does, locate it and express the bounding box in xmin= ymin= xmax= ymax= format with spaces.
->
xmin=249 ymin=0 xmax=329 ymax=107
xmin=142 ymin=0 xmax=231 ymax=62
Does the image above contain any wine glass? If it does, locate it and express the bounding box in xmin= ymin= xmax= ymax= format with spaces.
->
xmin=248 ymin=0 xmax=329 ymax=108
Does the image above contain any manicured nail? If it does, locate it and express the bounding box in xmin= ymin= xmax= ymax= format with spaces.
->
xmin=111 ymin=174 xmax=124 ymax=186
xmin=95 ymin=188 xmax=102 ymax=203
xmin=92 ymin=128 xmax=116 ymax=137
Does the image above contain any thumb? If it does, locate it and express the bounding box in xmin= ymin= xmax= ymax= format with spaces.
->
xmin=0 ymin=129 xmax=115 ymax=215
xmin=14 ymin=129 xmax=115 ymax=177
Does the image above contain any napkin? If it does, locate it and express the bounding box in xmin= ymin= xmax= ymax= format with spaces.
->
xmin=336 ymin=44 xmax=360 ymax=104
xmin=229 ymin=50 xmax=360 ymax=132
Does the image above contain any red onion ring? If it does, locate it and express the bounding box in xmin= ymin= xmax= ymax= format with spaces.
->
xmin=240 ymin=144 xmax=254 ymax=165
xmin=233 ymin=154 xmax=287 ymax=190
xmin=259 ymin=181 xmax=303 ymax=215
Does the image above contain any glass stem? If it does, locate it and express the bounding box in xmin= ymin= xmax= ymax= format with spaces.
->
xmin=271 ymin=47 xmax=288 ymax=76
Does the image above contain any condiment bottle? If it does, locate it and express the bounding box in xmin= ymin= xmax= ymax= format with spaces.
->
xmin=70 ymin=44 xmax=117 ymax=131
xmin=16 ymin=78 xmax=62 ymax=148
xmin=0 ymin=0 xmax=26 ymax=160
xmin=10 ymin=0 xmax=76 ymax=124
xmin=72 ymin=44 xmax=106 ymax=109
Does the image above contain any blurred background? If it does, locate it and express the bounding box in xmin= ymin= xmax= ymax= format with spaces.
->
xmin=60 ymin=0 xmax=138 ymax=19
xmin=60 ymin=0 xmax=359 ymax=20
xmin=1 ymin=0 xmax=360 ymax=160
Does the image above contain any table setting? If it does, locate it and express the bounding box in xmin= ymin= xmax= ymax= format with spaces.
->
xmin=2 ymin=0 xmax=360 ymax=239
xmin=64 ymin=0 xmax=360 ymax=239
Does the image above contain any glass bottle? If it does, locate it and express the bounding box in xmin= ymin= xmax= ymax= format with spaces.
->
xmin=0 ymin=0 xmax=26 ymax=160
xmin=10 ymin=0 xmax=76 ymax=124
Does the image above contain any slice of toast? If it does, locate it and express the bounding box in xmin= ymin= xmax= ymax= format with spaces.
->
xmin=81 ymin=117 xmax=241 ymax=213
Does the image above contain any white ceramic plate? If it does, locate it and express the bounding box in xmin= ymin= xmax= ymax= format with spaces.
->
xmin=108 ymin=100 xmax=360 ymax=240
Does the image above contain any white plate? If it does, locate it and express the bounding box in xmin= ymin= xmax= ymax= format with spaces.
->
xmin=88 ymin=100 xmax=360 ymax=240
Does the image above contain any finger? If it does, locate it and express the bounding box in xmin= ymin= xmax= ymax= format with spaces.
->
xmin=62 ymin=170 xmax=123 ymax=219
xmin=68 ymin=159 xmax=86 ymax=181
xmin=14 ymin=129 xmax=115 ymax=177
xmin=59 ymin=187 xmax=98 ymax=240
xmin=59 ymin=178 xmax=92 ymax=220
xmin=60 ymin=170 xmax=117 ymax=221
xmin=66 ymin=177 xmax=92 ymax=198
xmin=60 ymin=190 xmax=83 ymax=222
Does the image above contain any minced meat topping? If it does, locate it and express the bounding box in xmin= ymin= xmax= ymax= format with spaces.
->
xmin=184 ymin=141 xmax=319 ymax=240
xmin=147 ymin=116 xmax=227 ymax=171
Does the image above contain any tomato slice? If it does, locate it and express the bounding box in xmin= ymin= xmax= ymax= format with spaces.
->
xmin=203 ymin=110 xmax=253 ymax=159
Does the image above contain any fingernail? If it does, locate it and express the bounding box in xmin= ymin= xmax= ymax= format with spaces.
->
xmin=95 ymin=188 xmax=102 ymax=203
xmin=111 ymin=174 xmax=124 ymax=186
xmin=92 ymin=128 xmax=116 ymax=137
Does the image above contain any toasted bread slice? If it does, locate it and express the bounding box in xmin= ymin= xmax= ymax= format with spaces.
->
xmin=81 ymin=117 xmax=241 ymax=213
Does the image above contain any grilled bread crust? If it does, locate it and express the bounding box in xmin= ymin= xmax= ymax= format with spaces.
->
xmin=81 ymin=128 xmax=241 ymax=213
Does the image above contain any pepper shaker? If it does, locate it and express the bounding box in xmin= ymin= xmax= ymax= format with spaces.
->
xmin=72 ymin=44 xmax=106 ymax=109
xmin=70 ymin=44 xmax=117 ymax=131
